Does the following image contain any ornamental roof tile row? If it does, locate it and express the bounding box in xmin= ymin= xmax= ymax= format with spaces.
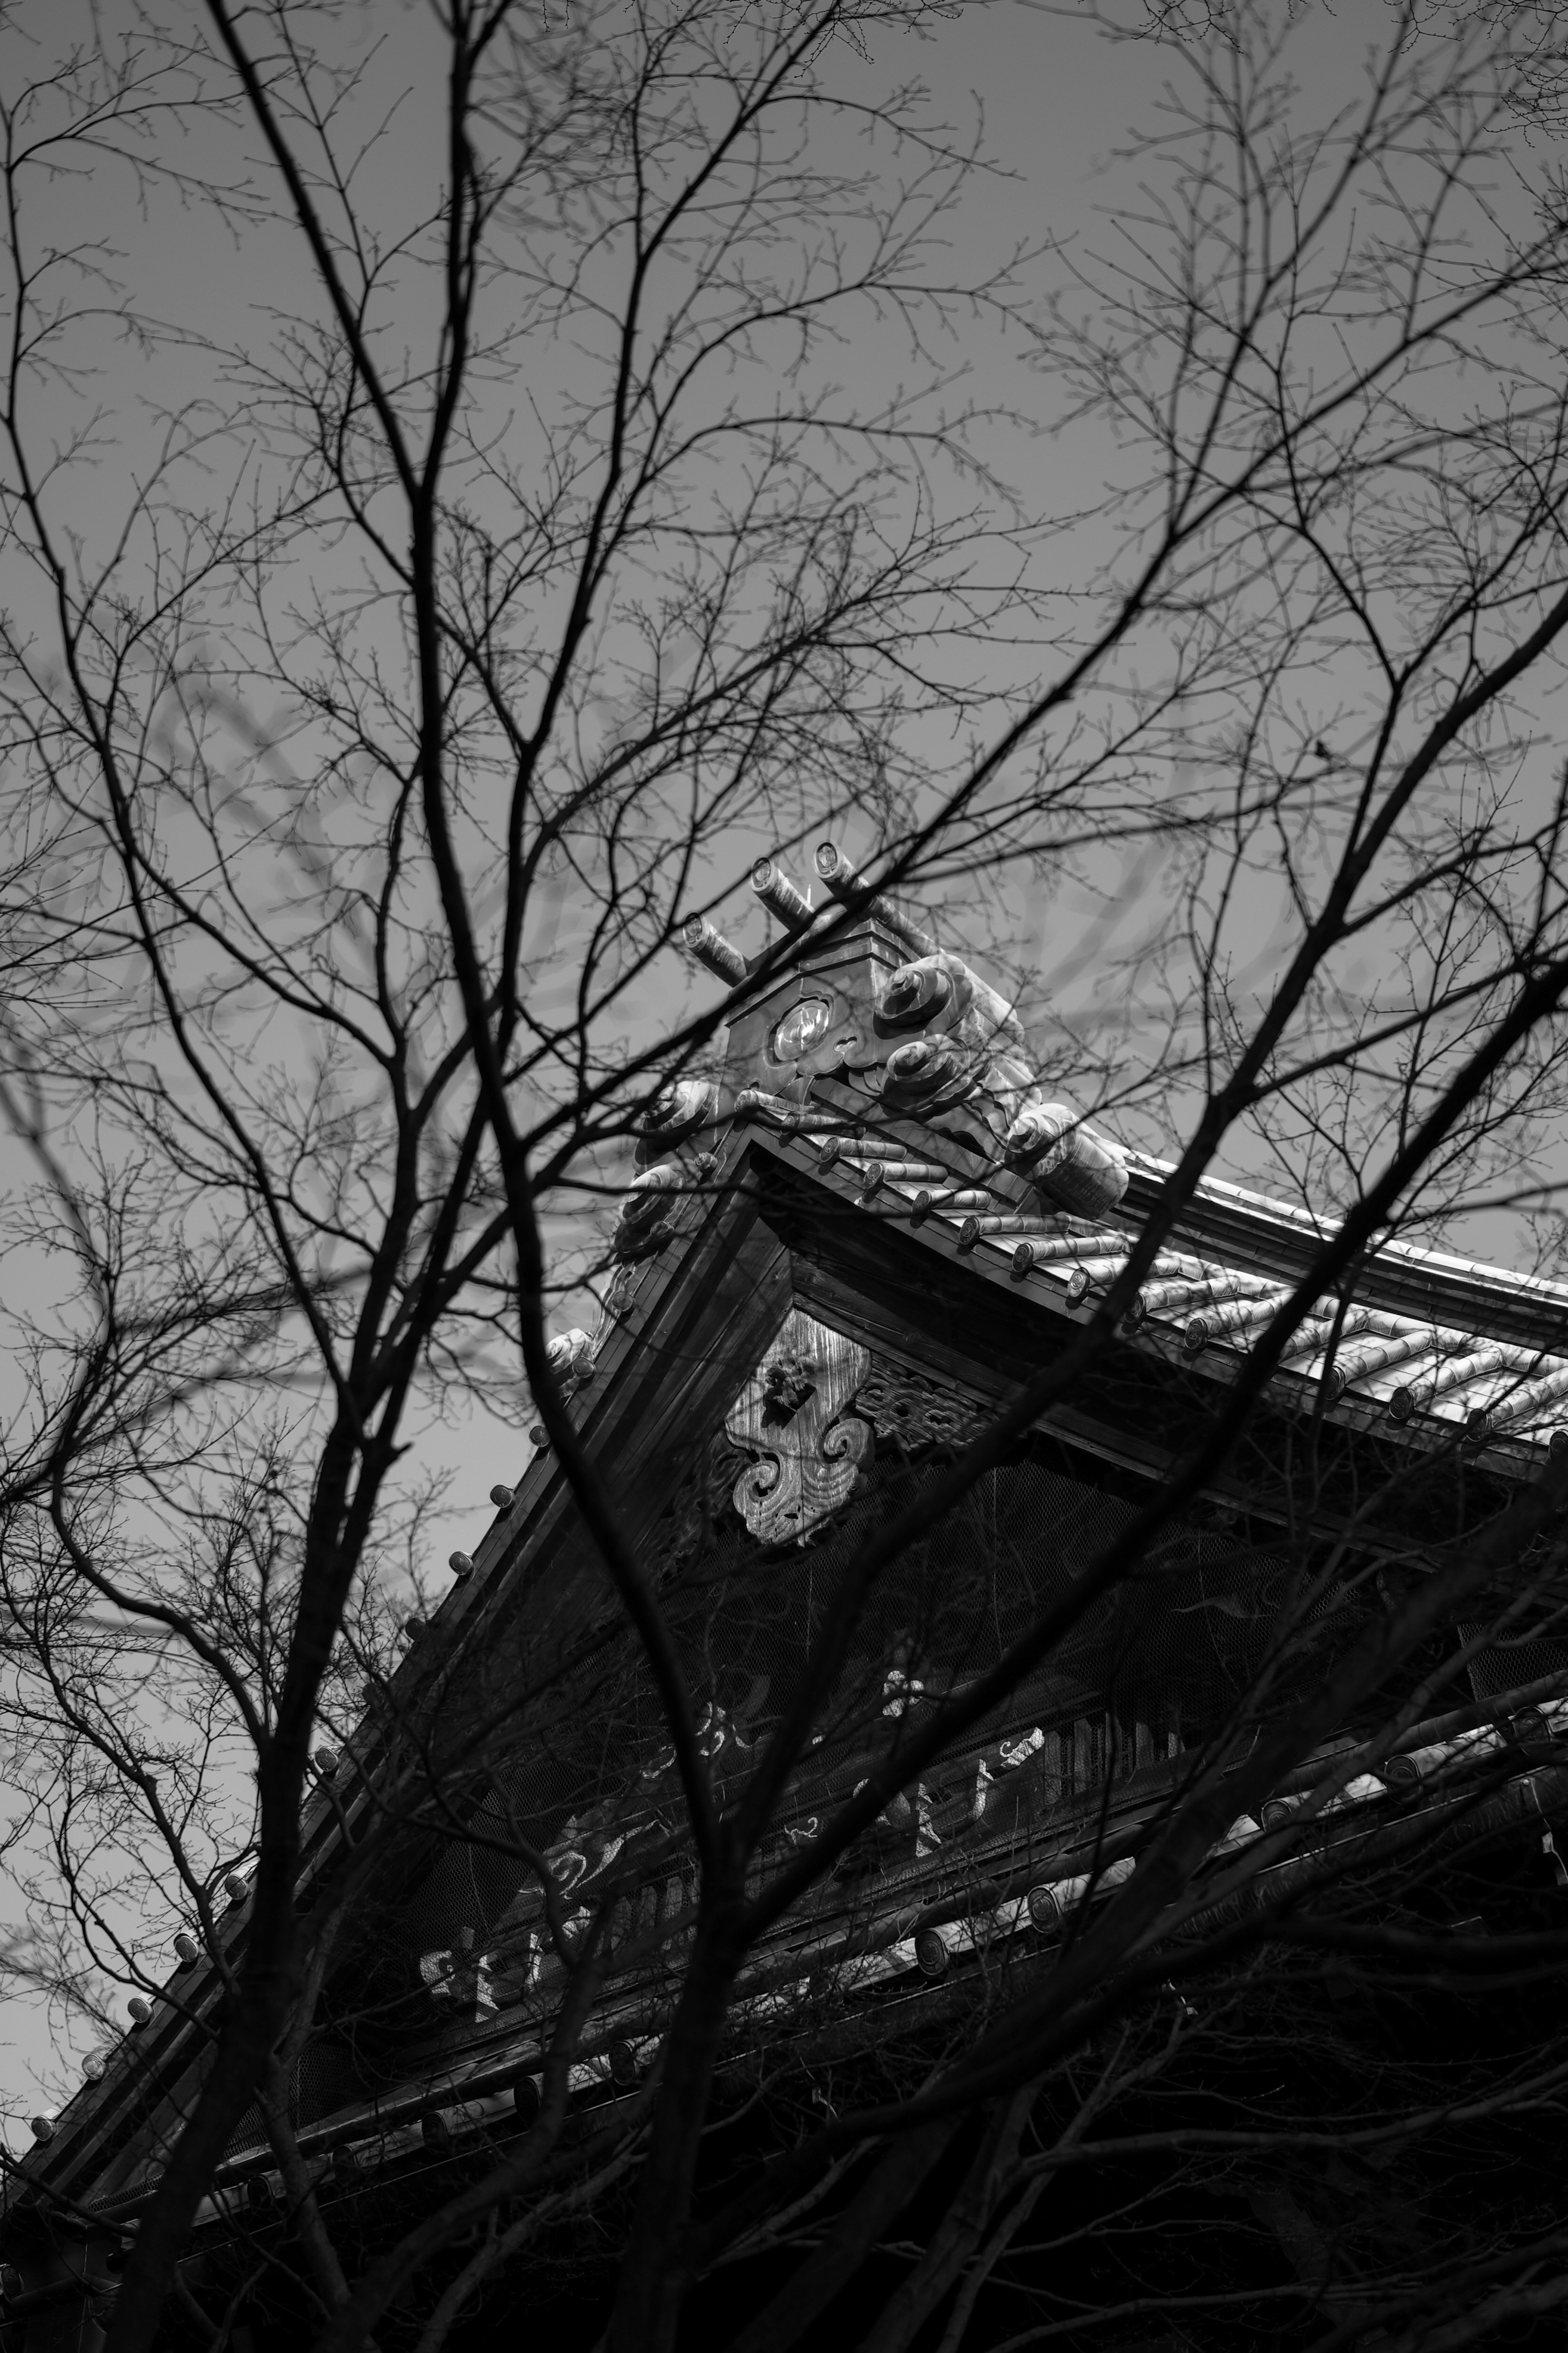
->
xmin=644 ymin=847 xmax=1568 ymax=1468
xmin=786 ymin=1128 xmax=1568 ymax=1454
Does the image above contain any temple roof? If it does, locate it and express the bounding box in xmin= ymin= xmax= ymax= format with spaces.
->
xmin=17 ymin=845 xmax=1568 ymax=2227
xmin=637 ymin=847 xmax=1568 ymax=1468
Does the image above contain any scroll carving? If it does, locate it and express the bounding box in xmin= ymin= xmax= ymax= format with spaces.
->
xmin=725 ymin=1310 xmax=871 ymax=1543
xmin=855 ymin=1364 xmax=991 ymax=1453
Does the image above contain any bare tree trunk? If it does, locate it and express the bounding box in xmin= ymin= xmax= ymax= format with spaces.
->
xmin=262 ymin=2065 xmax=356 ymax=2325
xmin=857 ymin=2078 xmax=1038 ymax=2353
xmin=933 ymin=2174 xmax=1049 ymax=2353
xmin=723 ymin=2116 xmax=967 ymax=2353
xmin=604 ymin=1911 xmax=748 ymax=2353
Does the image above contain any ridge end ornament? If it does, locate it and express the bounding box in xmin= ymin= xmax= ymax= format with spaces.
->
xmin=725 ymin=1309 xmax=872 ymax=1543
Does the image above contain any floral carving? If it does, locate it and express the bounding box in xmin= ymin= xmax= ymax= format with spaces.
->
xmin=725 ymin=1309 xmax=872 ymax=1542
xmin=856 ymin=1363 xmax=991 ymax=1453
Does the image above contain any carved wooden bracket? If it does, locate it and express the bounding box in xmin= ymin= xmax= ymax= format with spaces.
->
xmin=725 ymin=1309 xmax=872 ymax=1543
